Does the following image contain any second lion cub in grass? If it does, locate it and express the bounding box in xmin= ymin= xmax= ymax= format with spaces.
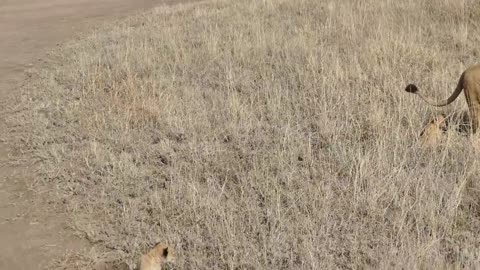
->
xmin=139 ymin=243 xmax=175 ymax=270
xmin=420 ymin=114 xmax=447 ymax=146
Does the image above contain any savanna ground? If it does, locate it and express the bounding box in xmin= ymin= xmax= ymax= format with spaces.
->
xmin=0 ymin=1 xmax=196 ymax=269
xmin=4 ymin=0 xmax=480 ymax=268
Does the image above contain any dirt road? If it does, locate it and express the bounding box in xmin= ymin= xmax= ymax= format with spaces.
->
xmin=0 ymin=1 xmax=194 ymax=269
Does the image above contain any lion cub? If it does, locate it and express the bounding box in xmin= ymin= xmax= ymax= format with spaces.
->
xmin=420 ymin=114 xmax=447 ymax=146
xmin=139 ymin=243 xmax=175 ymax=270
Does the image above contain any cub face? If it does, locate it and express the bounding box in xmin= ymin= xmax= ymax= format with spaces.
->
xmin=139 ymin=243 xmax=175 ymax=270
xmin=420 ymin=114 xmax=447 ymax=146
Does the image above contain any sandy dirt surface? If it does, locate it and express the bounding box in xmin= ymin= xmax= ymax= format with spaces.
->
xmin=0 ymin=1 xmax=195 ymax=269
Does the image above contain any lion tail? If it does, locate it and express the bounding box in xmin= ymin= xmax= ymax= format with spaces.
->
xmin=405 ymin=72 xmax=464 ymax=107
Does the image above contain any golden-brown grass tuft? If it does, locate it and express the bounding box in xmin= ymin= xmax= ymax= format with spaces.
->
xmin=7 ymin=0 xmax=480 ymax=268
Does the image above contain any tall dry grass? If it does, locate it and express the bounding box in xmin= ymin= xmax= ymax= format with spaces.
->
xmin=8 ymin=0 xmax=480 ymax=268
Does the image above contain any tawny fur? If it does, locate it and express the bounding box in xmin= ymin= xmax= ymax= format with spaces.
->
xmin=139 ymin=243 xmax=175 ymax=270
xmin=405 ymin=64 xmax=480 ymax=133
xmin=420 ymin=114 xmax=447 ymax=146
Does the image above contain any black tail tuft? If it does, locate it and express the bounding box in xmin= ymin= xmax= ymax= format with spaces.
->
xmin=405 ymin=84 xmax=418 ymax=93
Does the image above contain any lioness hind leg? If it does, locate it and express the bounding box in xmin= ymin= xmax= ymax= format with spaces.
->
xmin=467 ymin=101 xmax=480 ymax=134
xmin=463 ymin=81 xmax=479 ymax=134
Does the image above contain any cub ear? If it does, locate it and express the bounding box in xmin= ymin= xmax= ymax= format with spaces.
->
xmin=438 ymin=114 xmax=448 ymax=131
xmin=405 ymin=84 xmax=419 ymax=93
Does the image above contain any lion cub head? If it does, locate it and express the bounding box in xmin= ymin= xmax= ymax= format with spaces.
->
xmin=139 ymin=243 xmax=175 ymax=270
xmin=420 ymin=114 xmax=448 ymax=146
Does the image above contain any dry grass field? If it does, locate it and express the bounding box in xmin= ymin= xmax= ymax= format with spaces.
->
xmin=6 ymin=0 xmax=480 ymax=268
